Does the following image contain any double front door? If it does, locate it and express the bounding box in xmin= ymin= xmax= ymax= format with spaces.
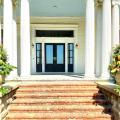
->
xmin=45 ymin=43 xmax=65 ymax=72
xmin=36 ymin=43 xmax=65 ymax=72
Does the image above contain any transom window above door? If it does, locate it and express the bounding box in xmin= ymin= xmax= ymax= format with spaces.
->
xmin=36 ymin=30 xmax=74 ymax=37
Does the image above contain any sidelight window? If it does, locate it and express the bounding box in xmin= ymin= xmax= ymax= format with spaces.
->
xmin=68 ymin=43 xmax=74 ymax=72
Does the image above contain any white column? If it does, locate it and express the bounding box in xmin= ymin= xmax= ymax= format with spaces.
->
xmin=20 ymin=0 xmax=30 ymax=76
xmin=3 ymin=0 xmax=13 ymax=64
xmin=112 ymin=1 xmax=120 ymax=46
xmin=95 ymin=5 xmax=102 ymax=77
xmin=85 ymin=0 xmax=95 ymax=78
xmin=101 ymin=0 xmax=112 ymax=78
xmin=12 ymin=12 xmax=18 ymax=77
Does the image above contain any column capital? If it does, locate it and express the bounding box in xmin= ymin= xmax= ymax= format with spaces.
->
xmin=112 ymin=0 xmax=120 ymax=6
xmin=0 ymin=0 xmax=3 ymax=7
xmin=0 ymin=0 xmax=18 ymax=7
xmin=12 ymin=0 xmax=18 ymax=9
xmin=95 ymin=0 xmax=103 ymax=7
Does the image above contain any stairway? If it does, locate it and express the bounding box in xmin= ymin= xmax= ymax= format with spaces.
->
xmin=6 ymin=81 xmax=113 ymax=120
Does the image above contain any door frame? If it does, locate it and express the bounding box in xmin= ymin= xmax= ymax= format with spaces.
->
xmin=31 ymin=24 xmax=79 ymax=74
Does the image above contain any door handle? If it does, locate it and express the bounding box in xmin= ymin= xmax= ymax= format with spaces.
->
xmin=53 ymin=57 xmax=57 ymax=61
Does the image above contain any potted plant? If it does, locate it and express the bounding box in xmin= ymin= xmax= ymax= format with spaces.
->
xmin=0 ymin=45 xmax=16 ymax=84
xmin=109 ymin=45 xmax=120 ymax=85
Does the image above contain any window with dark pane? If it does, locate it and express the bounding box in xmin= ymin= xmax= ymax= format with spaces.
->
xmin=68 ymin=43 xmax=74 ymax=72
xmin=36 ymin=43 xmax=42 ymax=72
xmin=36 ymin=30 xmax=74 ymax=37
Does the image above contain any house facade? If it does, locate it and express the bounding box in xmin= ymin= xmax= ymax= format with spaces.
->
xmin=0 ymin=0 xmax=120 ymax=80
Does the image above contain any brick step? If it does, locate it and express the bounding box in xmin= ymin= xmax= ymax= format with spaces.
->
xmin=19 ymin=85 xmax=97 ymax=88
xmin=14 ymin=92 xmax=103 ymax=97
xmin=15 ymin=93 xmax=105 ymax=99
xmin=16 ymin=90 xmax=99 ymax=94
xmin=19 ymin=83 xmax=96 ymax=88
xmin=17 ymin=88 xmax=99 ymax=92
xmin=14 ymin=94 xmax=105 ymax=99
xmin=6 ymin=112 xmax=112 ymax=119
xmin=6 ymin=118 xmax=112 ymax=120
xmin=13 ymin=94 xmax=106 ymax=99
xmin=9 ymin=104 xmax=112 ymax=112
xmin=11 ymin=99 xmax=110 ymax=105
xmin=12 ymin=97 xmax=106 ymax=102
xmin=13 ymin=97 xmax=105 ymax=102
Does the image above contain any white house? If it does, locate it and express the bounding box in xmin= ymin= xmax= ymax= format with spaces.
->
xmin=0 ymin=0 xmax=120 ymax=80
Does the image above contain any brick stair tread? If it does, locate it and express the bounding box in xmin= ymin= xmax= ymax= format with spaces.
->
xmin=11 ymin=98 xmax=110 ymax=105
xmin=14 ymin=95 xmax=104 ymax=99
xmin=17 ymin=89 xmax=99 ymax=93
xmin=14 ymin=92 xmax=103 ymax=96
xmin=9 ymin=104 xmax=111 ymax=111
xmin=6 ymin=118 xmax=112 ymax=120
xmin=18 ymin=85 xmax=98 ymax=89
xmin=6 ymin=112 xmax=112 ymax=119
xmin=19 ymin=83 xmax=96 ymax=87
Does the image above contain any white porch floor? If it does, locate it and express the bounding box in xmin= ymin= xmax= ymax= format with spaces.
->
xmin=14 ymin=74 xmax=110 ymax=81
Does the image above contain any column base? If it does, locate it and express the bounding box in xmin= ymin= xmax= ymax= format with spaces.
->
xmin=5 ymin=75 xmax=19 ymax=81
xmin=84 ymin=74 xmax=96 ymax=80
xmin=100 ymin=73 xmax=111 ymax=80
xmin=20 ymin=75 xmax=31 ymax=80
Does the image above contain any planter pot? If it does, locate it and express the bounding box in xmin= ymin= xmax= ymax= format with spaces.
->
xmin=0 ymin=75 xmax=5 ymax=85
xmin=115 ymin=73 xmax=120 ymax=85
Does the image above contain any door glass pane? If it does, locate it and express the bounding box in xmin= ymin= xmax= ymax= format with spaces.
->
xmin=37 ymin=58 xmax=40 ymax=64
xmin=36 ymin=43 xmax=42 ymax=65
xmin=57 ymin=45 xmax=64 ymax=64
xmin=69 ymin=44 xmax=73 ymax=50
xmin=70 ymin=58 xmax=73 ymax=64
xmin=46 ymin=45 xmax=53 ymax=64
xmin=36 ymin=44 xmax=40 ymax=50
xmin=37 ymin=51 xmax=40 ymax=57
xmin=70 ymin=51 xmax=73 ymax=57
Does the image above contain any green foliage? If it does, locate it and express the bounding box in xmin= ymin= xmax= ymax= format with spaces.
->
xmin=0 ymin=86 xmax=10 ymax=96
xmin=0 ymin=45 xmax=7 ymax=62
xmin=114 ymin=85 xmax=120 ymax=94
xmin=109 ymin=45 xmax=120 ymax=76
xmin=0 ymin=62 xmax=16 ymax=75
xmin=0 ymin=45 xmax=16 ymax=76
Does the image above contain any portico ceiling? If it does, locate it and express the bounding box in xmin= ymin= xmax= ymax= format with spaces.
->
xmin=29 ymin=0 xmax=86 ymax=17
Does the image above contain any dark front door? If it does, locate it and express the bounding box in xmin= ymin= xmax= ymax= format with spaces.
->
xmin=45 ymin=43 xmax=65 ymax=72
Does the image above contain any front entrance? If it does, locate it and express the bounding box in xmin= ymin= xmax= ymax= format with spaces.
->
xmin=45 ymin=43 xmax=65 ymax=72
xmin=32 ymin=25 xmax=78 ymax=74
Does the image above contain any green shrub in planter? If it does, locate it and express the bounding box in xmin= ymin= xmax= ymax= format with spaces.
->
xmin=114 ymin=85 xmax=120 ymax=95
xmin=109 ymin=45 xmax=120 ymax=84
xmin=0 ymin=86 xmax=10 ymax=96
xmin=0 ymin=45 xmax=16 ymax=84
